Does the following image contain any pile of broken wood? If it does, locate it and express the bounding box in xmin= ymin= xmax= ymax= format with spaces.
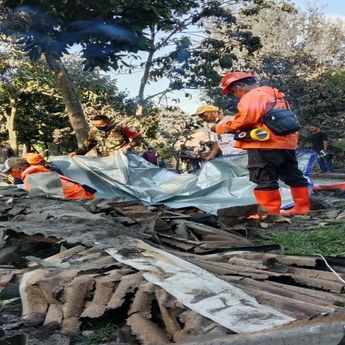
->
xmin=1 ymin=244 xmax=232 ymax=343
xmin=1 ymin=186 xmax=345 ymax=344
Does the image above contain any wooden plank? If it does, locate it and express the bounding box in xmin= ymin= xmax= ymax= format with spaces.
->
xmin=226 ymin=277 xmax=342 ymax=308
xmin=202 ymin=234 xmax=246 ymax=242
xmin=107 ymin=273 xmax=143 ymax=309
xmin=188 ymin=259 xmax=270 ymax=279
xmin=288 ymin=266 xmax=345 ymax=283
xmin=228 ymin=257 xmax=269 ymax=270
xmin=269 ymin=281 xmax=345 ymax=304
xmin=128 ymin=282 xmax=155 ymax=318
xmin=189 ymin=258 xmax=283 ymax=278
xmin=127 ymin=313 xmax=171 ymax=345
xmin=234 ymin=285 xmax=335 ymax=319
xmin=218 ymin=204 xmax=258 ymax=218
xmin=198 ymin=240 xmax=253 ymax=250
xmin=291 ymin=274 xmax=345 ymax=293
xmin=158 ymin=233 xmax=200 ymax=245
xmin=81 ymin=270 xmax=123 ymax=319
xmin=44 ymin=245 xmax=86 ymax=264
xmin=225 ymin=252 xmax=319 ymax=267
xmin=155 ymin=289 xmax=181 ymax=338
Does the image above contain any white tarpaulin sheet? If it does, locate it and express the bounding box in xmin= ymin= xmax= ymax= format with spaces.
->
xmin=107 ymin=237 xmax=295 ymax=333
xmin=52 ymin=149 xmax=316 ymax=214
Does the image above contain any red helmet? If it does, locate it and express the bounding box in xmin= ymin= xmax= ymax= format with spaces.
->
xmin=220 ymin=72 xmax=256 ymax=94
xmin=22 ymin=153 xmax=44 ymax=165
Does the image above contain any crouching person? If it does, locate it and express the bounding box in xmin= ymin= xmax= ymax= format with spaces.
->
xmin=2 ymin=157 xmax=96 ymax=200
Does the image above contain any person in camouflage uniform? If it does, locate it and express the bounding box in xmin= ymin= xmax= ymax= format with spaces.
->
xmin=70 ymin=115 xmax=141 ymax=157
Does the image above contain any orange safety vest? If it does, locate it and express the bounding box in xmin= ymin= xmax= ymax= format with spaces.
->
xmin=22 ymin=165 xmax=95 ymax=200
xmin=215 ymin=86 xmax=298 ymax=150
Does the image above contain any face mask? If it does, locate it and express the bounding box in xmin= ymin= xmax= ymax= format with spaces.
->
xmin=95 ymin=126 xmax=108 ymax=131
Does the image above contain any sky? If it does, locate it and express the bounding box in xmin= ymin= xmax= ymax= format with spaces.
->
xmin=293 ymin=0 xmax=345 ymax=18
xmin=114 ymin=0 xmax=345 ymax=115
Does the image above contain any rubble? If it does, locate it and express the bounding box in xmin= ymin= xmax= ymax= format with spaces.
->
xmin=1 ymin=184 xmax=345 ymax=344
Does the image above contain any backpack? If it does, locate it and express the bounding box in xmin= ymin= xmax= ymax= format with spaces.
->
xmin=263 ymin=95 xmax=301 ymax=135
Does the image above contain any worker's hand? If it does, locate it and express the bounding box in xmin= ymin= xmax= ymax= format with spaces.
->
xmin=215 ymin=122 xmax=232 ymax=134
xmin=205 ymin=155 xmax=215 ymax=161
xmin=69 ymin=152 xmax=77 ymax=157
xmin=122 ymin=145 xmax=131 ymax=153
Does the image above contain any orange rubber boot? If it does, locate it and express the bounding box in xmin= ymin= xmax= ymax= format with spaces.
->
xmin=253 ymin=189 xmax=282 ymax=215
xmin=281 ymin=186 xmax=310 ymax=216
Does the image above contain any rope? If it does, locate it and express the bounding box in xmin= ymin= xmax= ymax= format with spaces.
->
xmin=319 ymin=255 xmax=345 ymax=285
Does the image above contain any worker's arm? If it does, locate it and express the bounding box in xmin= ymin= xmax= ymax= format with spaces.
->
xmin=205 ymin=142 xmax=221 ymax=161
xmin=215 ymin=92 xmax=273 ymax=134
xmin=126 ymin=137 xmax=138 ymax=150
xmin=122 ymin=126 xmax=141 ymax=151
xmin=322 ymin=132 xmax=330 ymax=150
xmin=69 ymin=130 xmax=97 ymax=156
xmin=323 ymin=140 xmax=329 ymax=151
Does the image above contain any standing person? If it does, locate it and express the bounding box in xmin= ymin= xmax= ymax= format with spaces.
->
xmin=142 ymin=147 xmax=158 ymax=165
xmin=193 ymin=105 xmax=245 ymax=160
xmin=0 ymin=142 xmax=14 ymax=169
xmin=70 ymin=115 xmax=141 ymax=157
xmin=308 ymin=125 xmax=333 ymax=173
xmin=215 ymin=72 xmax=309 ymax=216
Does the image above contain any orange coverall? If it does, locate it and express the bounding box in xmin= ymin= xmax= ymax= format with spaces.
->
xmin=22 ymin=165 xmax=95 ymax=200
xmin=215 ymin=85 xmax=308 ymax=215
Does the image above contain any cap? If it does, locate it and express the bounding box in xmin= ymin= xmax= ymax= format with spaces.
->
xmin=2 ymin=157 xmax=28 ymax=173
xmin=192 ymin=105 xmax=219 ymax=116
xmin=22 ymin=153 xmax=44 ymax=165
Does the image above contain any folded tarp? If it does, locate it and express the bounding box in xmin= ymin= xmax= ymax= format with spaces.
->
xmin=52 ymin=149 xmax=316 ymax=214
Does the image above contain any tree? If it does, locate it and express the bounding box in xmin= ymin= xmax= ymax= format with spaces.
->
xmin=116 ymin=0 xmax=261 ymax=115
xmin=206 ymin=1 xmax=345 ymax=137
xmin=0 ymin=38 xmax=63 ymax=154
xmin=0 ymin=40 xmax=140 ymax=154
xmin=0 ymin=0 xmax=189 ymax=143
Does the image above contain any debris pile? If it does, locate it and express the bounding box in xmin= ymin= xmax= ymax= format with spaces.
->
xmin=1 ymin=244 xmax=232 ymax=343
xmin=1 ymin=184 xmax=345 ymax=344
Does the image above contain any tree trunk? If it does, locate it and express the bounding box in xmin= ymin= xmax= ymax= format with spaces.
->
xmin=44 ymin=53 xmax=89 ymax=147
xmin=6 ymin=98 xmax=18 ymax=155
xmin=136 ymin=27 xmax=156 ymax=118
xmin=24 ymin=143 xmax=31 ymax=154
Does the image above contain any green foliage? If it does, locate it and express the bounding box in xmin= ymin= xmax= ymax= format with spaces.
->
xmin=0 ymin=39 xmax=70 ymax=149
xmin=263 ymin=223 xmax=345 ymax=256
xmin=146 ymin=6 xmax=259 ymax=92
xmin=80 ymin=322 xmax=118 ymax=345
xmin=328 ymin=71 xmax=345 ymax=90
xmin=0 ymin=39 xmax=140 ymax=153
xmin=1 ymin=0 xmax=198 ymax=70
xmin=0 ymin=0 xmax=230 ymax=72
xmin=205 ymin=1 xmax=345 ymax=142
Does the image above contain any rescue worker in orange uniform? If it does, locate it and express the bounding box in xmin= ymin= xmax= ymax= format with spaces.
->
xmin=2 ymin=157 xmax=95 ymax=200
xmin=22 ymin=152 xmax=64 ymax=175
xmin=216 ymin=72 xmax=310 ymax=216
